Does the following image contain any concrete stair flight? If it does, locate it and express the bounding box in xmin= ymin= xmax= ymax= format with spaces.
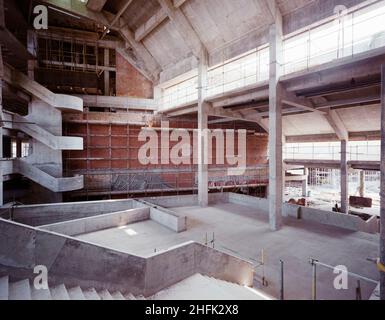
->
xmin=0 ymin=276 xmax=143 ymax=300
xmin=15 ymin=159 xmax=83 ymax=192
xmin=151 ymin=274 xmax=273 ymax=300
xmin=3 ymin=64 xmax=83 ymax=112
xmin=11 ymin=113 xmax=83 ymax=151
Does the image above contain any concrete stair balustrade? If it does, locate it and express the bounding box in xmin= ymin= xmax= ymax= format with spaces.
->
xmin=0 ymin=276 xmax=140 ymax=300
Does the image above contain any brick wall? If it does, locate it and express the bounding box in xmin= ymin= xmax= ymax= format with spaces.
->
xmin=115 ymin=52 xmax=154 ymax=98
xmin=63 ymin=115 xmax=268 ymax=199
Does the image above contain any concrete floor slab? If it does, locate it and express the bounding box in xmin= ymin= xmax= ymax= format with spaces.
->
xmin=77 ymin=203 xmax=379 ymax=300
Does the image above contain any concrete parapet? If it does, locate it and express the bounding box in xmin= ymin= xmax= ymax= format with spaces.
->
xmin=7 ymin=199 xmax=135 ymax=226
xmin=38 ymin=207 xmax=150 ymax=236
xmin=227 ymin=192 xmax=379 ymax=234
xmin=134 ymin=200 xmax=187 ymax=232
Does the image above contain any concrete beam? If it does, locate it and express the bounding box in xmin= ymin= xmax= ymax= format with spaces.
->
xmin=36 ymin=27 xmax=119 ymax=49
xmin=134 ymin=0 xmax=188 ymax=42
xmin=268 ymin=0 xmax=283 ymax=231
xmin=282 ymin=90 xmax=326 ymax=115
xmin=86 ymin=0 xmax=107 ymax=12
xmin=157 ymin=0 xmax=204 ymax=58
xmin=101 ymin=0 xmax=134 ymax=39
xmin=324 ymin=109 xmax=349 ymax=141
xmin=380 ymin=64 xmax=385 ymax=300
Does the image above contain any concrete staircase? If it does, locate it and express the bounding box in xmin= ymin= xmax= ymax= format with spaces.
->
xmin=11 ymin=114 xmax=83 ymax=151
xmin=3 ymin=64 xmax=83 ymax=112
xmin=0 ymin=276 xmax=146 ymax=300
xmin=151 ymin=274 xmax=273 ymax=300
xmin=15 ymin=159 xmax=83 ymax=192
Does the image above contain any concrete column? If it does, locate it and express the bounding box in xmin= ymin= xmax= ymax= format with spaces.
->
xmin=197 ymin=48 xmax=209 ymax=207
xmin=359 ymin=170 xmax=365 ymax=197
xmin=340 ymin=140 xmax=349 ymax=213
xmin=0 ymin=46 xmax=3 ymax=206
xmin=268 ymin=5 xmax=283 ymax=231
xmin=27 ymin=30 xmax=37 ymax=80
xmin=104 ymin=48 xmax=110 ymax=96
xmin=302 ymin=168 xmax=309 ymax=197
xmin=380 ymin=64 xmax=385 ymax=300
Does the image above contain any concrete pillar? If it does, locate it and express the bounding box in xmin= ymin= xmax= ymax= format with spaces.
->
xmin=268 ymin=4 xmax=283 ymax=231
xmin=197 ymin=48 xmax=209 ymax=207
xmin=380 ymin=64 xmax=385 ymax=300
xmin=302 ymin=167 xmax=309 ymax=197
xmin=0 ymin=45 xmax=3 ymax=206
xmin=27 ymin=30 xmax=37 ymax=80
xmin=340 ymin=140 xmax=349 ymax=213
xmin=16 ymin=139 xmax=22 ymax=158
xmin=359 ymin=170 xmax=365 ymax=197
xmin=104 ymin=48 xmax=110 ymax=96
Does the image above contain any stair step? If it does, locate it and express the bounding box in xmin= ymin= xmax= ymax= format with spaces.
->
xmin=111 ymin=291 xmax=125 ymax=300
xmin=67 ymin=286 xmax=85 ymax=300
xmin=125 ymin=293 xmax=136 ymax=300
xmin=30 ymin=283 xmax=52 ymax=300
xmin=98 ymin=289 xmax=113 ymax=300
xmin=50 ymin=284 xmax=70 ymax=300
xmin=9 ymin=279 xmax=31 ymax=300
xmin=0 ymin=276 xmax=9 ymax=300
xmin=82 ymin=288 xmax=101 ymax=300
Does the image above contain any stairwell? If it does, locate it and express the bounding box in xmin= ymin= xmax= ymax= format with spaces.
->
xmin=1 ymin=63 xmax=85 ymax=197
xmin=0 ymin=275 xmax=146 ymax=301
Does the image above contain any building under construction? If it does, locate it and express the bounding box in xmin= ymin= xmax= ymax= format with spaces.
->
xmin=0 ymin=0 xmax=384 ymax=301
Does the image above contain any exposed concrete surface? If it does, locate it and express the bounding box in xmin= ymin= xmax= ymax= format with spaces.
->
xmin=0 ymin=218 xmax=253 ymax=297
xmin=39 ymin=207 xmax=150 ymax=236
xmin=7 ymin=199 xmax=135 ymax=226
xmin=152 ymin=273 xmax=272 ymax=300
xmin=77 ymin=200 xmax=379 ymax=299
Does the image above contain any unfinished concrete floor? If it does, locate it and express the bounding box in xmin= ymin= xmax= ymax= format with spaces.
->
xmin=77 ymin=202 xmax=379 ymax=300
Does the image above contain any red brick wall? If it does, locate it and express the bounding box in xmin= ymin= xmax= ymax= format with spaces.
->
xmin=63 ymin=117 xmax=268 ymax=197
xmin=115 ymin=52 xmax=154 ymax=98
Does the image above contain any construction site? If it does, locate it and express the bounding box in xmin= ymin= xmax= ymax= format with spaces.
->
xmin=0 ymin=0 xmax=384 ymax=302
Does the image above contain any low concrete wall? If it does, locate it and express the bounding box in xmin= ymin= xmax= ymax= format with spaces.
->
xmin=134 ymin=200 xmax=186 ymax=233
xmin=38 ymin=207 xmax=150 ymax=236
xmin=228 ymin=193 xmax=269 ymax=213
xmin=227 ymin=193 xmax=378 ymax=234
xmin=144 ymin=241 xmax=254 ymax=296
xmin=0 ymin=218 xmax=254 ymax=297
xmin=142 ymin=192 xmax=228 ymax=208
xmin=6 ymin=199 xmax=134 ymax=226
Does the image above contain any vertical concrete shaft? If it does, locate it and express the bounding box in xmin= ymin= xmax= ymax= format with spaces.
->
xmin=0 ymin=45 xmax=3 ymax=206
xmin=198 ymin=48 xmax=209 ymax=207
xmin=380 ymin=64 xmax=385 ymax=300
xmin=104 ymin=48 xmax=110 ymax=96
xmin=302 ymin=168 xmax=309 ymax=197
xmin=27 ymin=30 xmax=37 ymax=80
xmin=359 ymin=170 xmax=365 ymax=197
xmin=268 ymin=5 xmax=283 ymax=231
xmin=340 ymin=140 xmax=349 ymax=213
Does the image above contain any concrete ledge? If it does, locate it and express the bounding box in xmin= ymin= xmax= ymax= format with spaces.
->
xmin=142 ymin=192 xmax=229 ymax=208
xmin=7 ymin=199 xmax=135 ymax=226
xmin=38 ymin=207 xmax=150 ymax=236
xmin=134 ymin=200 xmax=187 ymax=233
xmin=227 ymin=193 xmax=378 ymax=234
xmin=144 ymin=241 xmax=254 ymax=296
